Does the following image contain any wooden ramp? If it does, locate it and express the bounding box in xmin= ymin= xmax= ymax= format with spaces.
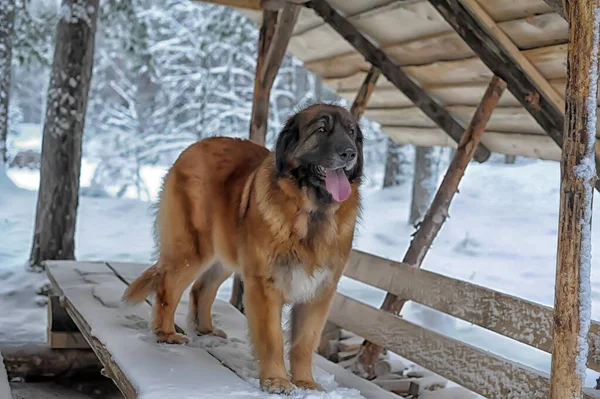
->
xmin=45 ymin=260 xmax=397 ymax=399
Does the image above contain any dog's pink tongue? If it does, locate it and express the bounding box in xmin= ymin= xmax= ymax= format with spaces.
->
xmin=325 ymin=168 xmax=351 ymax=202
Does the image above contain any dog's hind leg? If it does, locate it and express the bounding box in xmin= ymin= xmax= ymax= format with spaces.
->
xmin=188 ymin=260 xmax=232 ymax=338
xmin=152 ymin=238 xmax=215 ymax=345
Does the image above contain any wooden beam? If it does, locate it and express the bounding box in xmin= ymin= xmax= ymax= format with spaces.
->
xmin=427 ymin=0 xmax=565 ymax=146
xmin=330 ymin=294 xmax=552 ymax=399
xmin=460 ymin=0 xmax=565 ymax=113
xmin=248 ymin=9 xmax=278 ymax=144
xmin=306 ymin=0 xmax=491 ymax=163
xmin=543 ymin=0 xmax=568 ymax=21
xmin=345 ymin=249 xmax=600 ymax=373
xmin=261 ymin=4 xmax=300 ymax=86
xmin=191 ymin=0 xmax=308 ymax=10
xmin=350 ymin=66 xmax=381 ymax=119
xmin=550 ymin=1 xmax=598 ymax=397
xmin=358 ymin=76 xmax=506 ymax=376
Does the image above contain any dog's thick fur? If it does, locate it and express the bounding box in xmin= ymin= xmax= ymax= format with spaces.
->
xmin=123 ymin=103 xmax=363 ymax=394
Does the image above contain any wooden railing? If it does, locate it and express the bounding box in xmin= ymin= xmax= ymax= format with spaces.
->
xmin=329 ymin=249 xmax=600 ymax=398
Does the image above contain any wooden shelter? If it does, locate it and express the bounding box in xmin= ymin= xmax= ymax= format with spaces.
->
xmin=16 ymin=0 xmax=599 ymax=398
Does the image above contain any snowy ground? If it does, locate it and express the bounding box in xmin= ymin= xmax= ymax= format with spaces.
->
xmin=3 ymin=133 xmax=600 ymax=391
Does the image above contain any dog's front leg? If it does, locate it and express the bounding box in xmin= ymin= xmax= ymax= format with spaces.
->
xmin=243 ymin=274 xmax=291 ymax=394
xmin=289 ymin=283 xmax=336 ymax=391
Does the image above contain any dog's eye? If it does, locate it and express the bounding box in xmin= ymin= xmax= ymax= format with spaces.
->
xmin=349 ymin=128 xmax=355 ymax=136
xmin=317 ymin=127 xmax=326 ymax=133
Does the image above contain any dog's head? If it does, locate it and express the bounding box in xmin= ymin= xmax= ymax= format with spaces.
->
xmin=275 ymin=103 xmax=364 ymax=204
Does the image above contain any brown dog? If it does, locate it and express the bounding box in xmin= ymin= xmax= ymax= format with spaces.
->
xmin=123 ymin=103 xmax=363 ymax=394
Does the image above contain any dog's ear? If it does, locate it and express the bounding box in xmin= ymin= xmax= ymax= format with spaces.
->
xmin=348 ymin=121 xmax=364 ymax=182
xmin=275 ymin=115 xmax=300 ymax=175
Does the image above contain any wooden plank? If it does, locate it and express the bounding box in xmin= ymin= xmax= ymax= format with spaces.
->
xmin=427 ymin=0 xmax=565 ymax=162
xmin=304 ymin=13 xmax=567 ymax=78
xmin=329 ymin=293 xmax=551 ymax=399
xmin=44 ymin=261 xmax=255 ymax=399
xmin=345 ymin=249 xmax=600 ymax=373
xmin=550 ymin=1 xmax=598 ymax=397
xmin=320 ymin=44 xmax=567 ymax=90
xmin=307 ymin=0 xmax=491 ymax=162
xmin=542 ymin=0 xmax=567 ymax=21
xmin=365 ymin=106 xmax=551 ymax=135
xmin=106 ymin=261 xmax=394 ymax=399
xmin=249 ymin=9 xmax=278 ymax=145
xmin=459 ymin=0 xmax=565 ymax=116
xmin=350 ymin=66 xmax=381 ymax=118
xmin=359 ymin=76 xmax=506 ymax=374
xmin=382 ymin=127 xmax=563 ymax=160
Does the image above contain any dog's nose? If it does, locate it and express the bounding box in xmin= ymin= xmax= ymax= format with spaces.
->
xmin=339 ymin=148 xmax=357 ymax=161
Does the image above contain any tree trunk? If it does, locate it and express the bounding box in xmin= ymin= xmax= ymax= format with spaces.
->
xmin=0 ymin=0 xmax=15 ymax=166
xmin=29 ymin=0 xmax=99 ymax=268
xmin=410 ymin=146 xmax=436 ymax=225
xmin=383 ymin=139 xmax=410 ymax=188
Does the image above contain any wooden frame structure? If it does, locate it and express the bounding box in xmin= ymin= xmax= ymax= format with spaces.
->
xmin=19 ymin=0 xmax=596 ymax=397
xmin=210 ymin=0 xmax=599 ymax=397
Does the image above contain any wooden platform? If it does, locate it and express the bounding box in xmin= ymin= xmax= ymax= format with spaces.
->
xmin=44 ymin=260 xmax=397 ymax=399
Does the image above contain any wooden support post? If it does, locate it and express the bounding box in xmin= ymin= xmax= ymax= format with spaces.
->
xmin=350 ymin=66 xmax=380 ymax=119
xmin=231 ymin=4 xmax=299 ymax=312
xmin=550 ymin=1 xmax=598 ymax=397
xmin=358 ymin=76 xmax=507 ymax=376
xmin=306 ymin=0 xmax=490 ymax=163
xmin=249 ymin=4 xmax=299 ymax=145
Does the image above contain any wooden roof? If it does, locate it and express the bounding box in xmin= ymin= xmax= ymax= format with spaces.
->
xmin=217 ymin=0 xmax=581 ymax=161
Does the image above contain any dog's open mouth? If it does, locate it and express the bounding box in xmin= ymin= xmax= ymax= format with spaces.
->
xmin=316 ymin=166 xmax=351 ymax=202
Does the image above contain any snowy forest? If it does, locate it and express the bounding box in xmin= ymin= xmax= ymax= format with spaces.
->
xmin=4 ymin=0 xmax=600 ymax=398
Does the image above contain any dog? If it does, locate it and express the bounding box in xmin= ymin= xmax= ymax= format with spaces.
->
xmin=123 ymin=103 xmax=364 ymax=394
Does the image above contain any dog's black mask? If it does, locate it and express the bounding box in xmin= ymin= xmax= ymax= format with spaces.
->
xmin=274 ymin=103 xmax=364 ymax=205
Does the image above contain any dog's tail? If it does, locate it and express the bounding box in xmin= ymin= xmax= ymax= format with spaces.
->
xmin=122 ymin=264 xmax=160 ymax=304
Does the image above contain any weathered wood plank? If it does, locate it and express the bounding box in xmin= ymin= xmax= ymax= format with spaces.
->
xmin=321 ymin=44 xmax=567 ymax=90
xmin=550 ymin=1 xmax=598 ymax=397
xmin=329 ymin=293 xmax=551 ymax=399
xmin=359 ymin=76 xmax=506 ymax=374
xmin=350 ymin=66 xmax=381 ymax=119
xmin=427 ymin=0 xmax=565 ymax=162
xmin=382 ymin=127 xmax=563 ymax=160
xmin=106 ymin=262 xmax=392 ymax=399
xmin=345 ymin=249 xmax=600 ymax=373
xmin=306 ymin=0 xmax=491 ymax=162
xmin=249 ymin=9 xmax=278 ymax=145
xmin=45 ymin=261 xmax=255 ymax=399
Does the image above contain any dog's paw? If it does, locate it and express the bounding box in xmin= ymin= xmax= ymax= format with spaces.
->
xmin=260 ymin=377 xmax=294 ymax=395
xmin=155 ymin=332 xmax=189 ymax=345
xmin=293 ymin=379 xmax=325 ymax=392
xmin=196 ymin=328 xmax=227 ymax=339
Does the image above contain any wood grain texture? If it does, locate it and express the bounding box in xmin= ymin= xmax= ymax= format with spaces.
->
xmin=427 ymin=0 xmax=565 ymax=153
xmin=330 ymin=294 xmax=551 ymax=399
xmin=307 ymin=0 xmax=491 ymax=162
xmin=249 ymin=10 xmax=278 ymax=144
xmin=350 ymin=66 xmax=381 ymax=118
xmin=358 ymin=76 xmax=505 ymax=374
xmin=550 ymin=0 xmax=598 ymax=397
xmin=345 ymin=249 xmax=600 ymax=373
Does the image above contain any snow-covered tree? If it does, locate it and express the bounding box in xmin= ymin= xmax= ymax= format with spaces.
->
xmin=0 ymin=0 xmax=16 ymax=166
xmin=30 ymin=0 xmax=100 ymax=268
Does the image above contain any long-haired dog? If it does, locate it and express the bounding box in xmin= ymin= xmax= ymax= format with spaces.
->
xmin=123 ymin=103 xmax=363 ymax=394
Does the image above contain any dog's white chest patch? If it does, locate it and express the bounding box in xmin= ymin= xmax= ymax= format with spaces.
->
xmin=276 ymin=266 xmax=331 ymax=304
